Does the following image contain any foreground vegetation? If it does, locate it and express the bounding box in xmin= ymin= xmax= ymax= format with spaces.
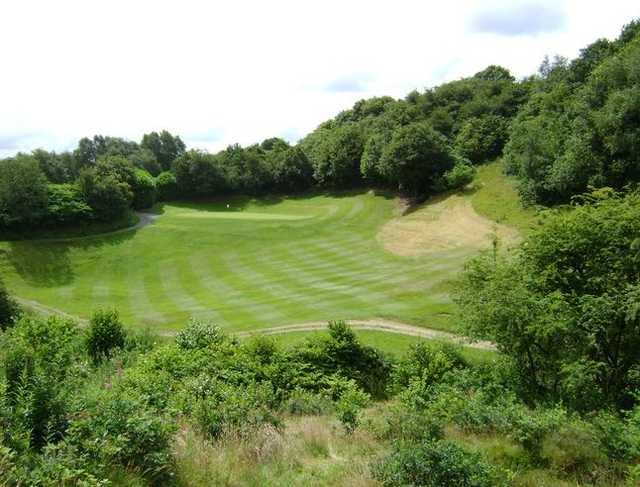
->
xmin=1 ymin=189 xmax=639 ymax=486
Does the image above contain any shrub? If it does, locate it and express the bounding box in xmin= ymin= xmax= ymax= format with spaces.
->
xmin=392 ymin=342 xmax=466 ymax=392
xmin=131 ymin=169 xmax=157 ymax=209
xmin=193 ymin=381 xmax=281 ymax=439
xmin=155 ymin=171 xmax=178 ymax=201
xmin=336 ymin=384 xmax=371 ymax=433
xmin=0 ymin=278 xmax=20 ymax=330
xmin=294 ymin=320 xmax=391 ymax=399
xmin=373 ymin=439 xmax=501 ymax=487
xmin=175 ymin=318 xmax=225 ymax=350
xmin=86 ymin=309 xmax=126 ymax=363
xmin=284 ymin=388 xmax=334 ymax=416
xmin=437 ymin=159 xmax=476 ymax=191
xmin=67 ymin=395 xmax=175 ymax=484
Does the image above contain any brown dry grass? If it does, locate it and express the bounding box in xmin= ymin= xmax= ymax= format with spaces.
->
xmin=378 ymin=193 xmax=520 ymax=257
xmin=173 ymin=415 xmax=383 ymax=486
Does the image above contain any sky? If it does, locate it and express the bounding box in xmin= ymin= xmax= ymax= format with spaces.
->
xmin=1 ymin=0 xmax=639 ymax=157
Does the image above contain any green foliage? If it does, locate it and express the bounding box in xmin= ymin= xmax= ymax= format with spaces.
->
xmin=2 ymin=316 xmax=83 ymax=451
xmin=293 ymin=321 xmax=391 ymax=399
xmin=67 ymin=395 xmax=175 ymax=483
xmin=378 ymin=122 xmax=456 ymax=196
xmin=78 ymin=168 xmax=132 ymax=221
xmin=0 ymin=277 xmax=20 ymax=330
xmin=504 ymin=23 xmax=640 ymax=204
xmin=335 ymin=382 xmax=370 ymax=433
xmin=283 ymin=388 xmax=334 ymax=416
xmin=155 ymin=171 xmax=178 ymax=201
xmin=86 ymin=309 xmax=126 ymax=363
xmin=455 ymin=115 xmax=509 ymax=164
xmin=175 ymin=318 xmax=225 ymax=350
xmin=0 ymin=154 xmax=49 ymax=227
xmin=434 ymin=159 xmax=476 ymax=191
xmin=173 ymin=149 xmax=226 ymax=197
xmin=45 ymin=183 xmax=93 ymax=224
xmin=307 ymin=124 xmax=365 ymax=187
xmin=373 ymin=438 xmax=502 ymax=487
xmin=131 ymin=169 xmax=157 ymax=210
xmin=456 ymin=191 xmax=640 ymax=410
xmin=192 ymin=381 xmax=281 ymax=439
xmin=391 ymin=342 xmax=466 ymax=392
xmin=141 ymin=130 xmax=186 ymax=171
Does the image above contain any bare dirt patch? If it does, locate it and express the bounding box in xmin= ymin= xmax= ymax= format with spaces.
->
xmin=378 ymin=193 xmax=520 ymax=257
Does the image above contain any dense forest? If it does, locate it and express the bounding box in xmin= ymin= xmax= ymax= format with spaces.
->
xmin=1 ymin=17 xmax=640 ymax=487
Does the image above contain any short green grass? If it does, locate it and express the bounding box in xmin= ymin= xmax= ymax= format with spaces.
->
xmin=268 ymin=329 xmax=497 ymax=364
xmin=468 ymin=160 xmax=539 ymax=235
xmin=0 ymin=168 xmax=530 ymax=336
xmin=0 ymin=191 xmax=475 ymax=334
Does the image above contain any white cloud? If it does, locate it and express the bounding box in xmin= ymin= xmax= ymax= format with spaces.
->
xmin=0 ymin=0 xmax=638 ymax=157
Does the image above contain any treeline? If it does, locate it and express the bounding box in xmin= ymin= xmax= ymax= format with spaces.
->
xmin=0 ymin=67 xmax=528 ymax=234
xmin=504 ymin=20 xmax=640 ymax=204
xmin=0 ymin=131 xmax=186 ymax=231
xmin=2 ymin=18 xmax=640 ymax=234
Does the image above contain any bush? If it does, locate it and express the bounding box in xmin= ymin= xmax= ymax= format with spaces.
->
xmin=175 ymin=318 xmax=225 ymax=350
xmin=193 ymin=381 xmax=281 ymax=439
xmin=67 ymin=395 xmax=175 ymax=484
xmin=86 ymin=309 xmax=126 ymax=363
xmin=335 ymin=383 xmax=371 ymax=433
xmin=155 ymin=171 xmax=178 ymax=201
xmin=293 ymin=320 xmax=391 ymax=399
xmin=436 ymin=159 xmax=476 ymax=191
xmin=131 ymin=169 xmax=157 ymax=209
xmin=373 ymin=439 xmax=502 ymax=487
xmin=392 ymin=342 xmax=466 ymax=392
xmin=0 ymin=278 xmax=20 ymax=330
xmin=284 ymin=388 xmax=333 ymax=416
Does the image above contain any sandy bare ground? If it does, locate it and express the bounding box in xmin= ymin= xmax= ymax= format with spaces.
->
xmin=378 ymin=193 xmax=520 ymax=257
xmin=14 ymin=297 xmax=495 ymax=351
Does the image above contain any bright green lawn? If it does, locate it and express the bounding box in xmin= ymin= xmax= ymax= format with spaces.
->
xmin=0 ymin=167 xmax=533 ymax=335
xmin=0 ymin=190 xmax=476 ymax=333
xmin=267 ymin=329 xmax=497 ymax=364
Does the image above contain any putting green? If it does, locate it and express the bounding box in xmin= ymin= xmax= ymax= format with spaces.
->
xmin=0 ymin=191 xmax=488 ymax=333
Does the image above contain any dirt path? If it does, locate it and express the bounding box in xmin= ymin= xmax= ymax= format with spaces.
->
xmin=14 ymin=297 xmax=89 ymax=324
xmin=235 ymin=319 xmax=496 ymax=350
xmin=15 ymin=296 xmax=494 ymax=350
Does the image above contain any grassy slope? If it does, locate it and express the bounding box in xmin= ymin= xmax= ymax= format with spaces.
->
xmin=0 ymin=191 xmax=470 ymax=333
xmin=468 ymin=160 xmax=539 ymax=236
xmin=0 ymin=165 xmax=532 ymax=336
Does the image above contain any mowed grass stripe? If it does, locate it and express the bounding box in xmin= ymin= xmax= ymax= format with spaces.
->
xmin=0 ymin=192 xmax=495 ymax=333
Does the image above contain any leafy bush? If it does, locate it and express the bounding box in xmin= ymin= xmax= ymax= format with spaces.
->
xmin=391 ymin=342 xmax=466 ymax=392
xmin=131 ymin=169 xmax=157 ymax=209
xmin=373 ymin=439 xmax=502 ymax=487
xmin=193 ymin=381 xmax=281 ymax=439
xmin=293 ymin=320 xmax=391 ymax=399
xmin=0 ymin=277 xmax=20 ymax=330
xmin=284 ymin=388 xmax=333 ymax=416
xmin=67 ymin=395 xmax=175 ymax=484
xmin=2 ymin=316 xmax=83 ymax=451
xmin=86 ymin=309 xmax=126 ymax=363
xmin=436 ymin=160 xmax=476 ymax=191
xmin=335 ymin=383 xmax=371 ymax=433
xmin=155 ymin=171 xmax=178 ymax=201
xmin=175 ymin=318 xmax=225 ymax=350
